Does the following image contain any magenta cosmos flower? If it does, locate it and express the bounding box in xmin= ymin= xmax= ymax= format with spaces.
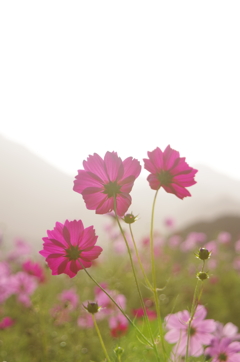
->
xmin=165 ymin=305 xmax=216 ymax=357
xmin=73 ymin=152 xmax=141 ymax=216
xmin=205 ymin=337 xmax=240 ymax=362
xmin=39 ymin=220 xmax=102 ymax=278
xmin=143 ymin=145 xmax=198 ymax=199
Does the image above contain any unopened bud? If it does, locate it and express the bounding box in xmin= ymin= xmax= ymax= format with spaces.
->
xmin=196 ymin=248 xmax=211 ymax=261
xmin=114 ymin=346 xmax=124 ymax=356
xmin=196 ymin=271 xmax=209 ymax=281
xmin=83 ymin=302 xmax=100 ymax=314
xmin=123 ymin=213 xmax=138 ymax=224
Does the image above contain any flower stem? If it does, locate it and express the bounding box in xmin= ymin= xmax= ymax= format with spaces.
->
xmin=113 ymin=202 xmax=161 ymax=361
xmin=82 ymin=265 xmax=153 ymax=348
xmin=185 ymin=260 xmax=206 ymax=362
xmin=129 ymin=224 xmax=152 ymax=290
xmin=92 ymin=314 xmax=112 ymax=362
xmin=149 ymin=189 xmax=166 ymax=360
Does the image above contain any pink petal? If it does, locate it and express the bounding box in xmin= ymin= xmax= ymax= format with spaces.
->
xmin=115 ymin=193 xmax=131 ymax=216
xmin=163 ymin=183 xmax=191 ymax=199
xmin=47 ymin=222 xmax=69 ymax=247
xmin=83 ymin=153 xmax=108 ymax=180
xmin=163 ymin=145 xmax=180 ymax=169
xmin=119 ymin=175 xmax=136 ymax=193
xmin=104 ymin=152 xmax=124 ymax=181
xmin=143 ymin=158 xmax=157 ymax=174
xmin=82 ymin=189 xmax=108 ymax=210
xmin=189 ymin=334 xmax=204 ymax=356
xmin=73 ymin=170 xmax=103 ymax=193
xmin=80 ymin=226 xmax=98 ymax=249
xmin=173 ymin=173 xmax=197 ymax=187
xmin=80 ymin=246 xmax=103 ymax=261
xmin=121 ymin=157 xmax=141 ymax=180
xmin=165 ymin=329 xmax=182 ymax=343
xmin=64 ymin=220 xmax=84 ymax=246
xmin=146 ymin=147 xmax=164 ymax=172
xmin=96 ymin=196 xmax=114 ymax=214
xmin=193 ymin=305 xmax=207 ymax=321
xmin=146 ymin=174 xmax=161 ymax=190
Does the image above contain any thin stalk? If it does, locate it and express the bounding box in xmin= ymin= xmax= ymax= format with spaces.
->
xmin=82 ymin=265 xmax=153 ymax=348
xmin=113 ymin=199 xmax=161 ymax=361
xmin=185 ymin=260 xmax=206 ymax=362
xmin=92 ymin=314 xmax=111 ymax=362
xmin=129 ymin=223 xmax=152 ymax=290
xmin=149 ymin=189 xmax=167 ymax=360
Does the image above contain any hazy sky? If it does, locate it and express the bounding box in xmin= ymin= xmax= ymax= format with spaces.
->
xmin=1 ymin=1 xmax=240 ymax=179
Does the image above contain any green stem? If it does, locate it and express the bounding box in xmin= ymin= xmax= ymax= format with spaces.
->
xmin=149 ymin=189 xmax=166 ymax=360
xmin=113 ymin=200 xmax=160 ymax=361
xmin=129 ymin=224 xmax=152 ymax=290
xmin=82 ymin=266 xmax=153 ymax=348
xmin=92 ymin=314 xmax=111 ymax=362
xmin=185 ymin=260 xmax=206 ymax=362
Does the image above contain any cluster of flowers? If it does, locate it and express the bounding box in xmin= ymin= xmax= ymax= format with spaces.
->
xmin=0 ymin=239 xmax=45 ymax=329
xmin=165 ymin=305 xmax=240 ymax=361
xmin=40 ymin=146 xmax=198 ymax=278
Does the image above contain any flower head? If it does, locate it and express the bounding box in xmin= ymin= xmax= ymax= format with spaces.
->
xmin=59 ymin=288 xmax=79 ymax=310
xmin=11 ymin=271 xmax=37 ymax=307
xmin=39 ymin=220 xmax=102 ymax=278
xmin=22 ymin=259 xmax=46 ymax=283
xmin=0 ymin=317 xmax=15 ymax=330
xmin=165 ymin=305 xmax=216 ymax=357
xmin=73 ymin=152 xmax=141 ymax=216
xmin=205 ymin=337 xmax=240 ymax=362
xmin=143 ymin=145 xmax=198 ymax=199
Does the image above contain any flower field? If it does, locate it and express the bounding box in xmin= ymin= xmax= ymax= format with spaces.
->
xmin=1 ymin=146 xmax=240 ymax=362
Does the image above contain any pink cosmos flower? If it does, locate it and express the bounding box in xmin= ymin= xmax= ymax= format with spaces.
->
xmin=94 ymin=284 xmax=126 ymax=318
xmin=73 ymin=152 xmax=141 ymax=216
xmin=0 ymin=317 xmax=15 ymax=329
xmin=22 ymin=259 xmax=46 ymax=283
xmin=205 ymin=337 xmax=240 ymax=362
xmin=165 ymin=305 xmax=216 ymax=357
xmin=0 ymin=275 xmax=14 ymax=303
xmin=7 ymin=239 xmax=31 ymax=262
xmin=132 ymin=308 xmax=157 ymax=321
xmin=59 ymin=288 xmax=79 ymax=310
xmin=39 ymin=220 xmax=102 ymax=278
xmin=78 ymin=313 xmax=94 ymax=328
xmin=218 ymin=232 xmax=231 ymax=244
xmin=11 ymin=271 xmax=37 ymax=307
xmin=109 ymin=313 xmax=128 ymax=338
xmin=143 ymin=145 xmax=198 ymax=199
xmin=214 ymin=322 xmax=240 ymax=341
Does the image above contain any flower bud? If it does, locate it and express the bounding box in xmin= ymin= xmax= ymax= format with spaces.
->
xmin=114 ymin=346 xmax=124 ymax=357
xmin=196 ymin=248 xmax=211 ymax=260
xmin=123 ymin=213 xmax=138 ymax=224
xmin=196 ymin=271 xmax=209 ymax=281
xmin=83 ymin=302 xmax=100 ymax=314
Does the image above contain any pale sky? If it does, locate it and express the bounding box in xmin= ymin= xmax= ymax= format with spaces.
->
xmin=1 ymin=1 xmax=240 ymax=180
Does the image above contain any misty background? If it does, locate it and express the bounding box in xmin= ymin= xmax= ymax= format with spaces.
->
xmin=0 ymin=2 xmax=240 ymax=251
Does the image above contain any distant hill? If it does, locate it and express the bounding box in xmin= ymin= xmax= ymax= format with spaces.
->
xmin=1 ymin=134 xmax=240 ymax=251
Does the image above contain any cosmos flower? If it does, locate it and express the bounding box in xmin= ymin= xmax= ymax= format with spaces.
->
xmin=39 ymin=220 xmax=102 ymax=278
xmin=0 ymin=317 xmax=15 ymax=330
xmin=73 ymin=151 xmax=141 ymax=216
xmin=11 ymin=271 xmax=37 ymax=307
xmin=143 ymin=145 xmax=198 ymax=199
xmin=109 ymin=313 xmax=128 ymax=338
xmin=59 ymin=288 xmax=79 ymax=310
xmin=205 ymin=337 xmax=240 ymax=362
xmin=22 ymin=259 xmax=46 ymax=283
xmin=165 ymin=305 xmax=216 ymax=357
